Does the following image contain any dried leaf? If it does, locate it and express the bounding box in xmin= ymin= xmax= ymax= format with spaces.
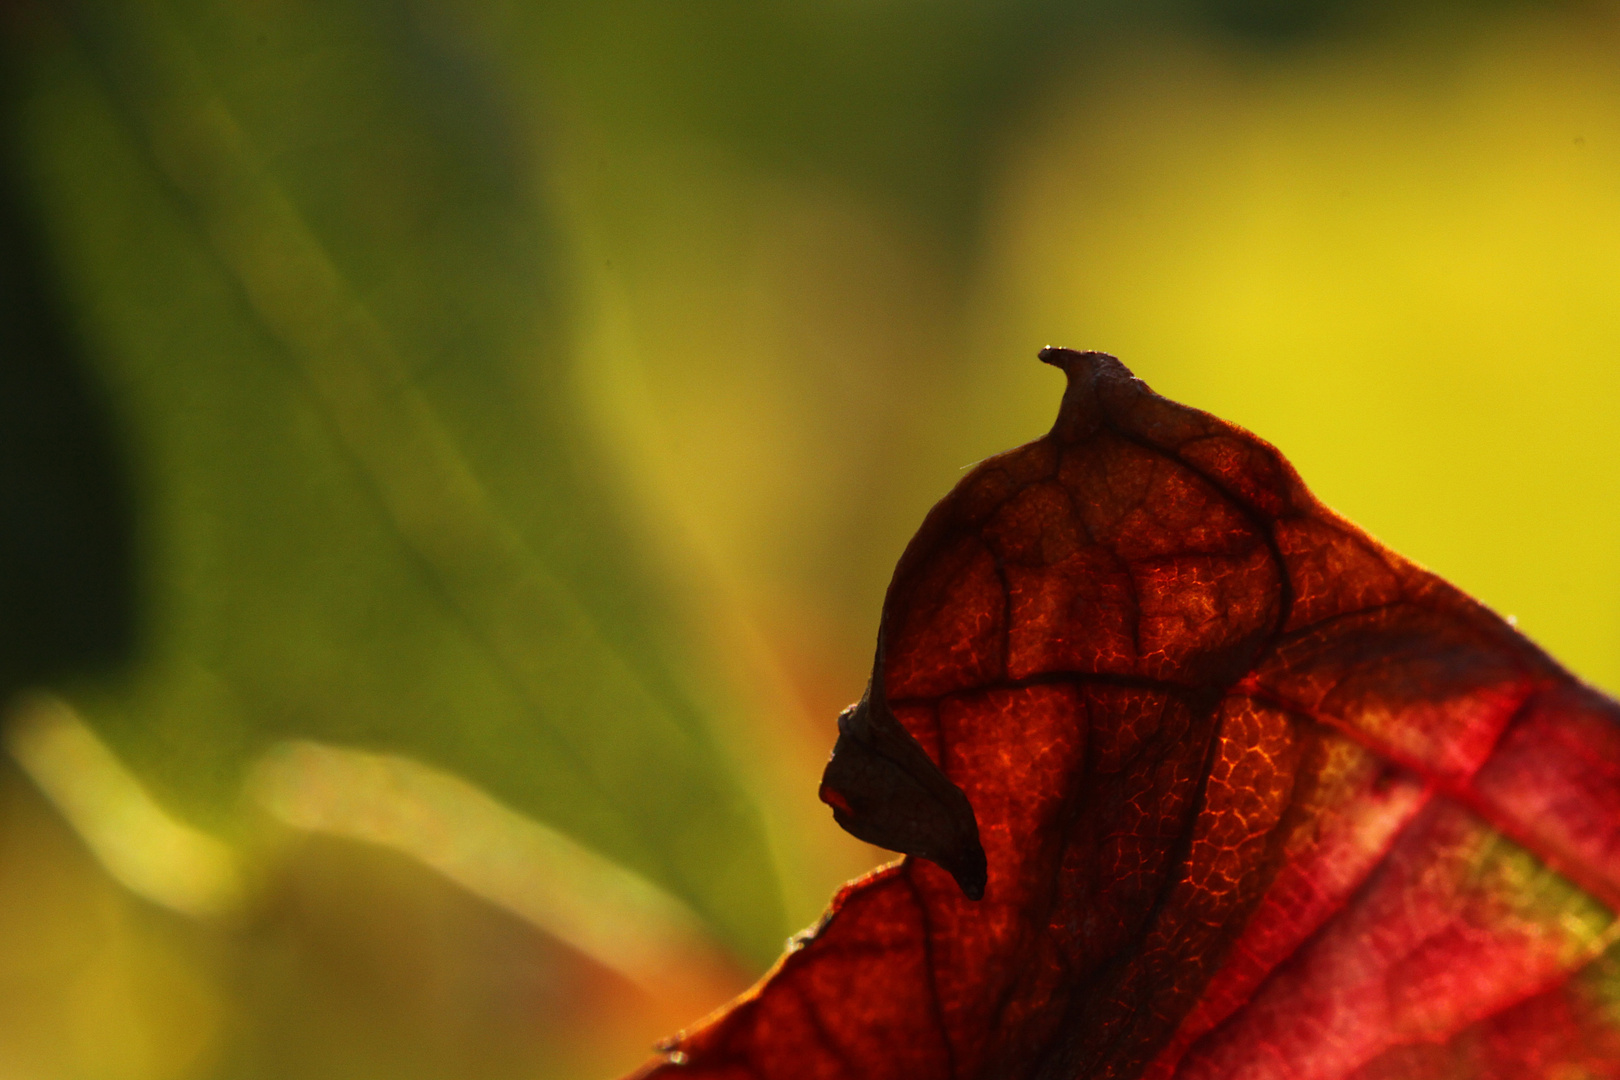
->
xmin=634 ymin=349 xmax=1620 ymax=1079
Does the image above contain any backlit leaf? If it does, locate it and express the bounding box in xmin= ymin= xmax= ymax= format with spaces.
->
xmin=635 ymin=349 xmax=1620 ymax=1077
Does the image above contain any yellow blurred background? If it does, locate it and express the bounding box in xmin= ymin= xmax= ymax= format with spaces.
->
xmin=2 ymin=1 xmax=1619 ymax=1077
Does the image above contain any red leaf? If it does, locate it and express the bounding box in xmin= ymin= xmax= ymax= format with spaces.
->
xmin=631 ymin=350 xmax=1620 ymax=1080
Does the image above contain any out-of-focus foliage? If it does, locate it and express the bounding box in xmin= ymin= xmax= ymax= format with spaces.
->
xmin=3 ymin=0 xmax=1620 ymax=1078
xmin=10 ymin=0 xmax=785 ymax=959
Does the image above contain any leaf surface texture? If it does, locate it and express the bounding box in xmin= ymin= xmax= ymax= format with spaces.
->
xmin=637 ymin=349 xmax=1620 ymax=1079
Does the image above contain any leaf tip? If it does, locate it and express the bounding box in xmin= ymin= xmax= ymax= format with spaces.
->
xmin=1038 ymin=346 xmax=1140 ymax=441
xmin=1037 ymin=345 xmax=1120 ymax=373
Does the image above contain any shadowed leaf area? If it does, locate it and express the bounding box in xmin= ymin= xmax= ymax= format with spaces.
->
xmin=634 ymin=349 xmax=1620 ymax=1080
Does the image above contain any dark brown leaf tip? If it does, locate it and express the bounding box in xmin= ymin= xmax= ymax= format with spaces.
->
xmin=1037 ymin=345 xmax=1117 ymax=369
xmin=1038 ymin=346 xmax=1143 ymax=442
xmin=819 ymin=639 xmax=987 ymax=900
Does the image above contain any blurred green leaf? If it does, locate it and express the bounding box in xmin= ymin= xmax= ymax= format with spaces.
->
xmin=9 ymin=0 xmax=785 ymax=964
